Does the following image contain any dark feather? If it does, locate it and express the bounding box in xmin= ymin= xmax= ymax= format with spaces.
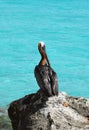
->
xmin=34 ymin=65 xmax=58 ymax=96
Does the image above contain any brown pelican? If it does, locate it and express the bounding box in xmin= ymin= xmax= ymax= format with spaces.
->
xmin=34 ymin=41 xmax=58 ymax=96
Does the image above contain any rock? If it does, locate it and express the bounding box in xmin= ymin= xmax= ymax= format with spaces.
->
xmin=8 ymin=90 xmax=89 ymax=130
xmin=0 ymin=108 xmax=12 ymax=130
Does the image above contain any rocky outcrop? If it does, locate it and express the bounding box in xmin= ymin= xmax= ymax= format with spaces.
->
xmin=8 ymin=90 xmax=89 ymax=130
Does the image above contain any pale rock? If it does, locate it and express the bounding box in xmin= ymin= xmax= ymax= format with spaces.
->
xmin=8 ymin=90 xmax=89 ymax=130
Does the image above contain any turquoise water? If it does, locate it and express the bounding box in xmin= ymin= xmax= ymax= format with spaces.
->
xmin=0 ymin=0 xmax=89 ymax=107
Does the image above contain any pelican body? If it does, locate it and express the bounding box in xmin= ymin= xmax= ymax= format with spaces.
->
xmin=34 ymin=42 xmax=58 ymax=96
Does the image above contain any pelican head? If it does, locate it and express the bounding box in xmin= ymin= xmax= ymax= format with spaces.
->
xmin=38 ymin=41 xmax=46 ymax=52
xmin=38 ymin=41 xmax=50 ymax=66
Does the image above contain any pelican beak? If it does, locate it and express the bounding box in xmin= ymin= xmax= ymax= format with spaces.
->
xmin=42 ymin=45 xmax=46 ymax=52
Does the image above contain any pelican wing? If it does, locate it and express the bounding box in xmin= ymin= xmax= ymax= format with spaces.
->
xmin=48 ymin=67 xmax=58 ymax=96
xmin=34 ymin=65 xmax=52 ymax=96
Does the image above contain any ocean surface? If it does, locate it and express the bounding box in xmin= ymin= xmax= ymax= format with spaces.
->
xmin=0 ymin=0 xmax=89 ymax=107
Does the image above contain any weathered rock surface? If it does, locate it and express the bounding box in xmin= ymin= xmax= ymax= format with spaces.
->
xmin=0 ymin=108 xmax=12 ymax=130
xmin=8 ymin=90 xmax=89 ymax=130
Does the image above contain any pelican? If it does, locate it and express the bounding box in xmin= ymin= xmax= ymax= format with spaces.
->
xmin=34 ymin=41 xmax=58 ymax=96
